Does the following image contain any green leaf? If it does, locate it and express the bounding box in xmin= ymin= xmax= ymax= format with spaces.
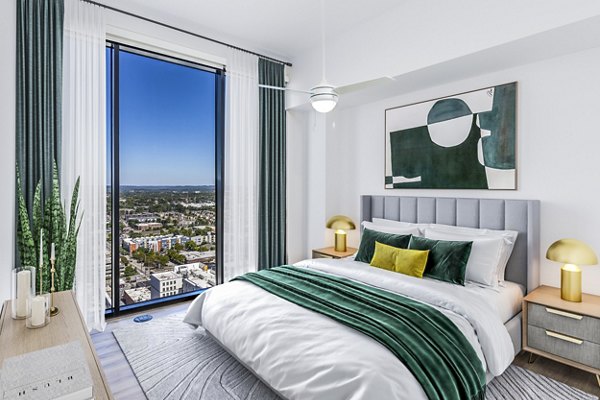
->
xmin=58 ymin=174 xmax=82 ymax=291
xmin=16 ymin=167 xmax=35 ymax=268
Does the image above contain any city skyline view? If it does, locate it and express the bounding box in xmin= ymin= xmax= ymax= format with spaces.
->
xmin=106 ymin=45 xmax=218 ymax=309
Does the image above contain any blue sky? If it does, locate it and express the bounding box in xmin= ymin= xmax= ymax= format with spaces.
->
xmin=107 ymin=48 xmax=216 ymax=186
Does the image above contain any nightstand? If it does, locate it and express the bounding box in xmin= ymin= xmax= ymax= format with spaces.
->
xmin=312 ymin=247 xmax=357 ymax=259
xmin=523 ymin=285 xmax=600 ymax=387
xmin=0 ymin=291 xmax=113 ymax=398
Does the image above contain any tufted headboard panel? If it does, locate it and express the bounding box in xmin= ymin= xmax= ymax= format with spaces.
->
xmin=360 ymin=196 xmax=540 ymax=292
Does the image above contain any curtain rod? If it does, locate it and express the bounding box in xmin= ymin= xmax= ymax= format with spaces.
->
xmin=81 ymin=0 xmax=293 ymax=67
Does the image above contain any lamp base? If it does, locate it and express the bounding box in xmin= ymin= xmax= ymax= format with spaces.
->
xmin=334 ymin=232 xmax=347 ymax=252
xmin=561 ymin=266 xmax=582 ymax=302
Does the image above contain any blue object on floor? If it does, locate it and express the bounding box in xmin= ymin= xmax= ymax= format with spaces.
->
xmin=134 ymin=314 xmax=153 ymax=323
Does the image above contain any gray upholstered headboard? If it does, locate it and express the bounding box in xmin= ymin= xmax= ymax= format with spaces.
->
xmin=360 ymin=196 xmax=540 ymax=293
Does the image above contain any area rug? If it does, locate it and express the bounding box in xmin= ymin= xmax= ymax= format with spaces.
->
xmin=113 ymin=312 xmax=598 ymax=400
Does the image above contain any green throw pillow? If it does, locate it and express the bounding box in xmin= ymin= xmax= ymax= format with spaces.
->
xmin=408 ymin=236 xmax=473 ymax=285
xmin=355 ymin=228 xmax=412 ymax=263
xmin=370 ymin=241 xmax=429 ymax=278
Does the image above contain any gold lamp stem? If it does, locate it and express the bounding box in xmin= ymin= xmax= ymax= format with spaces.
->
xmin=561 ymin=264 xmax=582 ymax=302
xmin=334 ymin=230 xmax=347 ymax=252
xmin=50 ymin=259 xmax=60 ymax=316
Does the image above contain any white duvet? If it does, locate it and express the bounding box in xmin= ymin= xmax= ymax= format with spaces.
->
xmin=184 ymin=258 xmax=515 ymax=400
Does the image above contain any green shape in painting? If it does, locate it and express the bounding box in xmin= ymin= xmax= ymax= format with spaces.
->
xmin=478 ymin=83 xmax=516 ymax=170
xmin=389 ymin=115 xmax=487 ymax=189
xmin=427 ymin=98 xmax=471 ymax=125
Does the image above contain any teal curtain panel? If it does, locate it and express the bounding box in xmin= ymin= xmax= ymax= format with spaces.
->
xmin=16 ymin=0 xmax=64 ymax=214
xmin=234 ymin=266 xmax=486 ymax=400
xmin=258 ymin=59 xmax=286 ymax=269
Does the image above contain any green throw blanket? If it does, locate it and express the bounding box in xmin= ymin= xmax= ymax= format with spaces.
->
xmin=233 ymin=266 xmax=486 ymax=400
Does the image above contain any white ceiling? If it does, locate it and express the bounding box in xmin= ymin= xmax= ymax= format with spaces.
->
xmin=98 ymin=0 xmax=402 ymax=61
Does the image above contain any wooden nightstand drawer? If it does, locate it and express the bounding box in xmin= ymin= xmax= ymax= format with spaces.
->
xmin=528 ymin=302 xmax=600 ymax=344
xmin=312 ymin=247 xmax=357 ymax=260
xmin=313 ymin=252 xmax=333 ymax=259
xmin=528 ymin=325 xmax=600 ymax=369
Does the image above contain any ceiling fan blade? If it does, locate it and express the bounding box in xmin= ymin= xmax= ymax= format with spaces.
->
xmin=335 ymin=77 xmax=395 ymax=95
xmin=258 ymin=84 xmax=313 ymax=94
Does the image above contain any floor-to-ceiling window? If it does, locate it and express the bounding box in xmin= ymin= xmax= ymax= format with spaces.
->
xmin=106 ymin=42 xmax=224 ymax=314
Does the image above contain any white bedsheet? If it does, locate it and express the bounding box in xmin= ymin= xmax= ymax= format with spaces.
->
xmin=184 ymin=258 xmax=516 ymax=400
xmin=469 ymin=280 xmax=524 ymax=323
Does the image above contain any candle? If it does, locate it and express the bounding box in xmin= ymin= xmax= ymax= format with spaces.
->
xmin=50 ymin=243 xmax=55 ymax=262
xmin=16 ymin=270 xmax=31 ymax=318
xmin=30 ymin=295 xmax=46 ymax=327
xmin=39 ymin=230 xmax=43 ymax=268
xmin=39 ymin=230 xmax=43 ymax=294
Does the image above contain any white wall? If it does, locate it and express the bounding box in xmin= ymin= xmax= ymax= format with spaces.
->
xmin=323 ymin=46 xmax=600 ymax=295
xmin=0 ymin=0 xmax=16 ymax=303
xmin=286 ymin=110 xmax=310 ymax=263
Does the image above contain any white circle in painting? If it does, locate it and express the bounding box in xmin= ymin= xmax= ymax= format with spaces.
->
xmin=427 ymin=115 xmax=472 ymax=148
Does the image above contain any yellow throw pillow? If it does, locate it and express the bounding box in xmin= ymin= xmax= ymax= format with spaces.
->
xmin=370 ymin=241 xmax=429 ymax=278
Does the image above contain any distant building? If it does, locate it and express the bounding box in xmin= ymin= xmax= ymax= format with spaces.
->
xmin=150 ymin=271 xmax=183 ymax=299
xmin=183 ymin=277 xmax=210 ymax=292
xmin=125 ymin=213 xmax=159 ymax=223
xmin=136 ymin=222 xmax=163 ymax=231
xmin=122 ymin=234 xmax=190 ymax=255
xmin=180 ymin=250 xmax=215 ymax=263
xmin=175 ymin=262 xmax=216 ymax=290
xmin=174 ymin=262 xmax=205 ymax=276
xmin=123 ymin=287 xmax=151 ymax=304
xmin=191 ymin=231 xmax=216 ymax=245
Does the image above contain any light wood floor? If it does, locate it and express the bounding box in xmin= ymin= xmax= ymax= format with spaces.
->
xmin=93 ymin=302 xmax=600 ymax=399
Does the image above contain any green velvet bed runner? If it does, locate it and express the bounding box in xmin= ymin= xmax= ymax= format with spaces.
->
xmin=233 ymin=266 xmax=485 ymax=400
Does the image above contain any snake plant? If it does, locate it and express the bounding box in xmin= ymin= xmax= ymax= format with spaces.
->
xmin=16 ymin=162 xmax=82 ymax=292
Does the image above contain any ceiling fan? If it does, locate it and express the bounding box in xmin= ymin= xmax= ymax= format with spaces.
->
xmin=258 ymin=0 xmax=393 ymax=113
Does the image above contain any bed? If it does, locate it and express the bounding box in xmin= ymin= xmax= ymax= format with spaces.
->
xmin=184 ymin=196 xmax=540 ymax=399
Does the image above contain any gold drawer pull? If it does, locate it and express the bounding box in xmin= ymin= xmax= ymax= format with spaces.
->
xmin=546 ymin=330 xmax=583 ymax=345
xmin=545 ymin=307 xmax=583 ymax=320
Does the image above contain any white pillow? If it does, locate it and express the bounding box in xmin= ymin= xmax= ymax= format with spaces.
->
xmin=362 ymin=221 xmax=420 ymax=236
xmin=424 ymin=229 xmax=506 ymax=288
xmin=427 ymin=224 xmax=518 ymax=283
xmin=372 ymin=218 xmax=427 ymax=235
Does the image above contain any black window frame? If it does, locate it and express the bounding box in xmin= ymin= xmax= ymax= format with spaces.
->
xmin=106 ymin=41 xmax=225 ymax=317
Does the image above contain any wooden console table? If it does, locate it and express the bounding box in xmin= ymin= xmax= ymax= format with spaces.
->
xmin=0 ymin=291 xmax=113 ymax=399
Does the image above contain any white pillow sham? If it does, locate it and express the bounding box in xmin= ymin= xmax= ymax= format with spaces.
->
xmin=362 ymin=221 xmax=420 ymax=236
xmin=371 ymin=218 xmax=427 ymax=234
xmin=426 ymin=224 xmax=518 ymax=283
xmin=424 ymin=229 xmax=505 ymax=288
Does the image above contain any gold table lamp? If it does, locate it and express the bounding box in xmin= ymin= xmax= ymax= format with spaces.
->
xmin=546 ymin=239 xmax=598 ymax=302
xmin=326 ymin=215 xmax=356 ymax=252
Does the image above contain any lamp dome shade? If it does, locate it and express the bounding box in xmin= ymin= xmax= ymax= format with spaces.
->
xmin=326 ymin=215 xmax=356 ymax=231
xmin=546 ymin=239 xmax=598 ymax=266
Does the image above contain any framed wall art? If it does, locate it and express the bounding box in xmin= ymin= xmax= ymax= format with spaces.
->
xmin=385 ymin=82 xmax=516 ymax=189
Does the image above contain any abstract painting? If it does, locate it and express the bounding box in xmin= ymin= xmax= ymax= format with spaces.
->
xmin=385 ymin=82 xmax=516 ymax=189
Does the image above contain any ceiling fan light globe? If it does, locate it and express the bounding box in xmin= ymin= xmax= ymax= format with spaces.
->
xmin=311 ymin=97 xmax=337 ymax=113
xmin=310 ymin=85 xmax=338 ymax=113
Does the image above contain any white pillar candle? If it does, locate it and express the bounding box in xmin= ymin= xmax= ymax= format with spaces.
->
xmin=39 ymin=230 xmax=43 ymax=268
xmin=16 ymin=270 xmax=31 ymax=318
xmin=30 ymin=295 xmax=46 ymax=327
xmin=50 ymin=243 xmax=55 ymax=261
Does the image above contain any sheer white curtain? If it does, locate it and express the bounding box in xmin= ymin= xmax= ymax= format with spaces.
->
xmin=223 ymin=50 xmax=259 ymax=281
xmin=61 ymin=0 xmax=106 ymax=332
